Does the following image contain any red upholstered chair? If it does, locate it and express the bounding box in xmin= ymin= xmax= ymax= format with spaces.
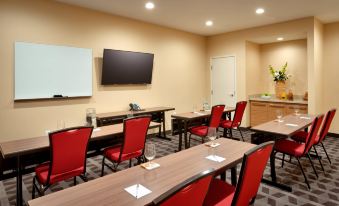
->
xmin=274 ymin=115 xmax=324 ymax=189
xmin=220 ymin=101 xmax=247 ymax=141
xmin=152 ymin=169 xmax=214 ymax=206
xmin=291 ymin=109 xmax=336 ymax=170
xmin=188 ymin=105 xmax=225 ymax=147
xmin=101 ymin=115 xmax=151 ymax=176
xmin=32 ymin=126 xmax=93 ymax=199
xmin=204 ymin=141 xmax=274 ymax=206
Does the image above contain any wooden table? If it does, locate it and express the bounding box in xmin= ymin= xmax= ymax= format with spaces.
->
xmin=251 ymin=114 xmax=315 ymax=192
xmin=0 ymin=122 xmax=160 ymax=206
xmin=28 ymin=138 xmax=255 ymax=206
xmin=96 ymin=107 xmax=175 ymax=141
xmin=171 ymin=107 xmax=235 ymax=151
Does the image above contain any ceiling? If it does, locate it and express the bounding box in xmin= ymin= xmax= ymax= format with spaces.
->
xmin=57 ymin=0 xmax=339 ymax=36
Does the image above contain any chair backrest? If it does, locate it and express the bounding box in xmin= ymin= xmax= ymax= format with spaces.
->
xmin=208 ymin=105 xmax=225 ymax=128
xmin=120 ymin=115 xmax=151 ymax=158
xmin=317 ymin=109 xmax=336 ymax=144
xmin=303 ymin=115 xmax=324 ymax=155
xmin=48 ymin=126 xmax=93 ymax=183
xmin=152 ymin=169 xmax=214 ymax=206
xmin=231 ymin=141 xmax=274 ymax=206
xmin=231 ymin=101 xmax=247 ymax=128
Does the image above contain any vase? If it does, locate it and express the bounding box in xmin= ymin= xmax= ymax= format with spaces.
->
xmin=275 ymin=81 xmax=286 ymax=99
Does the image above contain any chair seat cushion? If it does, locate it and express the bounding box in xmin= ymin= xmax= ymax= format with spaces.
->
xmin=35 ymin=162 xmax=84 ymax=185
xmin=274 ymin=139 xmax=305 ymax=157
xmin=204 ymin=179 xmax=235 ymax=206
xmin=189 ymin=126 xmax=208 ymax=137
xmin=220 ymin=120 xmax=235 ymax=129
xmin=104 ymin=146 xmax=142 ymax=162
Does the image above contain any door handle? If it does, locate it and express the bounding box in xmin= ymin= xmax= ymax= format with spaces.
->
xmin=230 ymin=93 xmax=234 ymax=97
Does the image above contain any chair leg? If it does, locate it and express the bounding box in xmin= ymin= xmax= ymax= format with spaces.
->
xmin=313 ymin=146 xmax=325 ymax=172
xmin=296 ymin=157 xmax=311 ymax=190
xmin=281 ymin=154 xmax=285 ymax=168
xmin=73 ymin=177 xmax=77 ymax=186
xmin=129 ymin=159 xmax=132 ymax=168
xmin=321 ymin=142 xmax=332 ymax=164
xmin=223 ymin=128 xmax=227 ymax=138
xmin=238 ymin=127 xmax=244 ymax=141
xmin=188 ymin=133 xmax=192 ymax=147
xmin=101 ymin=156 xmax=106 ymax=177
xmin=32 ymin=177 xmax=36 ymax=199
xmin=307 ymin=153 xmax=318 ymax=178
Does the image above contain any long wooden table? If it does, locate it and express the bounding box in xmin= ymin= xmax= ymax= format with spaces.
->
xmin=251 ymin=114 xmax=315 ymax=191
xmin=0 ymin=122 xmax=160 ymax=206
xmin=96 ymin=107 xmax=175 ymax=140
xmin=171 ymin=107 xmax=235 ymax=151
xmin=28 ymin=138 xmax=255 ymax=206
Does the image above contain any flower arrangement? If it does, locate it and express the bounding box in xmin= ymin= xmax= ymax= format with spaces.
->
xmin=269 ymin=62 xmax=288 ymax=82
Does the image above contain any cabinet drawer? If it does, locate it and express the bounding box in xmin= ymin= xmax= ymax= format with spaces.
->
xmin=285 ymin=104 xmax=308 ymax=115
xmin=250 ymin=102 xmax=268 ymax=126
xmin=268 ymin=103 xmax=285 ymax=121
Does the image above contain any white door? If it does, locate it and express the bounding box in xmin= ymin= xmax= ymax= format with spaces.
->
xmin=211 ymin=56 xmax=236 ymax=107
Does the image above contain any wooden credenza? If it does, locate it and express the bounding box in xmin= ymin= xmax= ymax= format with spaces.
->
xmin=250 ymin=100 xmax=308 ymax=127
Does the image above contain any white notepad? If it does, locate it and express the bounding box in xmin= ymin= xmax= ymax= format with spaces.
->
xmin=140 ymin=162 xmax=160 ymax=170
xmin=300 ymin=116 xmax=311 ymax=120
xmin=205 ymin=142 xmax=220 ymax=148
xmin=206 ymin=155 xmax=225 ymax=162
xmin=124 ymin=184 xmax=152 ymax=199
xmin=285 ymin=123 xmax=298 ymax=127
xmin=93 ymin=128 xmax=101 ymax=132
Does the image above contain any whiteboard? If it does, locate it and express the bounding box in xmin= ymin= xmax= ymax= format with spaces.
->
xmin=15 ymin=42 xmax=92 ymax=100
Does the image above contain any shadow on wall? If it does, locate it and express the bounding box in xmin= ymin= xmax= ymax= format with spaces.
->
xmin=95 ymin=57 xmax=152 ymax=92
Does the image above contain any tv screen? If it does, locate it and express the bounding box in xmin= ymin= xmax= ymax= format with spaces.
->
xmin=101 ymin=49 xmax=154 ymax=84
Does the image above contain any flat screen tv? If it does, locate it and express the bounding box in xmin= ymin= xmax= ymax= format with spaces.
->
xmin=101 ymin=49 xmax=154 ymax=84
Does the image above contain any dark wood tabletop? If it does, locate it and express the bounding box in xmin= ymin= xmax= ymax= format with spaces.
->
xmin=171 ymin=107 xmax=235 ymax=120
xmin=96 ymin=107 xmax=175 ymax=119
xmin=28 ymin=138 xmax=255 ymax=206
xmin=251 ymin=114 xmax=315 ymax=137
xmin=0 ymin=122 xmax=161 ymax=159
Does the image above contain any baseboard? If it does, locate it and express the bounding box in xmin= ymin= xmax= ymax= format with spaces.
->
xmin=327 ymin=132 xmax=339 ymax=138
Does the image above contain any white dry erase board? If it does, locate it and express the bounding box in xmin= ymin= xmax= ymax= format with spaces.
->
xmin=14 ymin=42 xmax=93 ymax=100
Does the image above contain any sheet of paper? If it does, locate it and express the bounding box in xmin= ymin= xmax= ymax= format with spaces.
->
xmin=140 ymin=162 xmax=160 ymax=170
xmin=93 ymin=128 xmax=101 ymax=132
xmin=206 ymin=155 xmax=225 ymax=162
xmin=205 ymin=142 xmax=220 ymax=148
xmin=285 ymin=123 xmax=298 ymax=127
xmin=124 ymin=184 xmax=152 ymax=199
xmin=300 ymin=116 xmax=311 ymax=120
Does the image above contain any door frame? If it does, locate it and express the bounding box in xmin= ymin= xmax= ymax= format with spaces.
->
xmin=210 ymin=55 xmax=237 ymax=106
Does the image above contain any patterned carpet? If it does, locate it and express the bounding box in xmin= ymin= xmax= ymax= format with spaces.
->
xmin=0 ymin=129 xmax=339 ymax=206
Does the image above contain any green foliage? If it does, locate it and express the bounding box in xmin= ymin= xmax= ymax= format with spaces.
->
xmin=269 ymin=62 xmax=288 ymax=82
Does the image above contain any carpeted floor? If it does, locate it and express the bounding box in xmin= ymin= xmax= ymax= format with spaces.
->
xmin=0 ymin=129 xmax=338 ymax=206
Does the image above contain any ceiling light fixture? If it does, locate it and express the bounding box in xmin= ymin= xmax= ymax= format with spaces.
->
xmin=256 ymin=8 xmax=265 ymax=14
xmin=205 ymin=20 xmax=213 ymax=26
xmin=277 ymin=37 xmax=284 ymax=41
xmin=145 ymin=2 xmax=155 ymax=10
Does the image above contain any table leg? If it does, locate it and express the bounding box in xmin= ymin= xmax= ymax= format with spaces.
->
xmin=156 ymin=112 xmax=171 ymax=141
xmin=231 ymin=166 xmax=237 ymax=186
xmin=16 ymin=156 xmax=23 ymax=206
xmin=177 ymin=119 xmax=183 ymax=151
xmin=184 ymin=121 xmax=188 ymax=149
xmin=261 ymin=151 xmax=292 ymax=192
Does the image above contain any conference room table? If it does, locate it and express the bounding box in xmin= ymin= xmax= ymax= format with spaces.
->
xmin=251 ymin=114 xmax=315 ymax=192
xmin=171 ymin=107 xmax=235 ymax=151
xmin=96 ymin=106 xmax=175 ymax=140
xmin=28 ymin=138 xmax=255 ymax=206
xmin=0 ymin=122 xmax=161 ymax=206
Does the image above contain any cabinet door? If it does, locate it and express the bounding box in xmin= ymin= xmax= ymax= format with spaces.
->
xmin=250 ymin=102 xmax=268 ymax=126
xmin=268 ymin=103 xmax=286 ymax=121
xmin=285 ymin=104 xmax=308 ymax=115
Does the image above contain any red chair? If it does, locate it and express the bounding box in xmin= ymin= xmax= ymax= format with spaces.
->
xmin=220 ymin=101 xmax=247 ymax=141
xmin=152 ymin=169 xmax=214 ymax=206
xmin=101 ymin=115 xmax=151 ymax=176
xmin=188 ymin=105 xmax=225 ymax=147
xmin=274 ymin=115 xmax=323 ymax=189
xmin=204 ymin=141 xmax=274 ymax=206
xmin=291 ymin=109 xmax=336 ymax=170
xmin=32 ymin=126 xmax=93 ymax=198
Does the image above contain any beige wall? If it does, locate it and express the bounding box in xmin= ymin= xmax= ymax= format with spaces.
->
xmin=323 ymin=22 xmax=339 ymax=133
xmin=0 ymin=0 xmax=207 ymax=140
xmin=260 ymin=39 xmax=308 ymax=95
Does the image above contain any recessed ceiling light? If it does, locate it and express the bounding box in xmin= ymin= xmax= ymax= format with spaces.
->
xmin=256 ymin=8 xmax=265 ymax=14
xmin=145 ymin=2 xmax=155 ymax=10
xmin=205 ymin=20 xmax=213 ymax=26
xmin=277 ymin=37 xmax=284 ymax=41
